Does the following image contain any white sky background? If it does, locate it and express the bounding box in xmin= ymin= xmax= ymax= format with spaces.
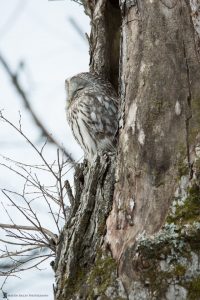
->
xmin=0 ymin=0 xmax=90 ymax=299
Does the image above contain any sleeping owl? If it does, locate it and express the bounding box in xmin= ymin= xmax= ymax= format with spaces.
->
xmin=65 ymin=72 xmax=118 ymax=161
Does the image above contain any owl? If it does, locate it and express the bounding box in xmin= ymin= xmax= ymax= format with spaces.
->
xmin=65 ymin=72 xmax=118 ymax=161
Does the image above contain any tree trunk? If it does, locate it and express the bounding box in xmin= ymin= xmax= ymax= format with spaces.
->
xmin=54 ymin=1 xmax=200 ymax=299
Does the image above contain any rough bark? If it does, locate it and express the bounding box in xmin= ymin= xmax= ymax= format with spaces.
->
xmin=107 ymin=0 xmax=200 ymax=254
xmin=54 ymin=0 xmax=200 ymax=299
xmin=54 ymin=156 xmax=120 ymax=299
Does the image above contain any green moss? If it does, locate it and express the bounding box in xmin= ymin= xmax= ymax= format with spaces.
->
xmin=195 ymin=159 xmax=200 ymax=178
xmin=136 ymin=220 xmax=200 ymax=298
xmin=178 ymin=162 xmax=189 ymax=178
xmin=189 ymin=98 xmax=200 ymax=144
xmin=137 ymin=177 xmax=200 ymax=299
xmin=185 ymin=276 xmax=200 ymax=300
xmin=173 ymin=264 xmax=186 ymax=277
xmin=87 ymin=252 xmax=117 ymax=298
xmin=140 ymin=261 xmax=188 ymax=298
xmin=60 ymin=250 xmax=120 ymax=299
xmin=176 ymin=146 xmax=188 ymax=178
xmin=167 ymin=184 xmax=200 ymax=225
xmin=141 ymin=267 xmax=171 ymax=298
xmin=62 ymin=267 xmax=85 ymax=297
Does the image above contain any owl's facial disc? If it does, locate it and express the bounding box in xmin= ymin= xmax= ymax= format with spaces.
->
xmin=66 ymin=76 xmax=87 ymax=103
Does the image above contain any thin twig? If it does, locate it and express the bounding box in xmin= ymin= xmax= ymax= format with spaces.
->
xmin=0 ymin=246 xmax=44 ymax=259
xmin=0 ymin=223 xmax=57 ymax=242
xmin=2 ymin=190 xmax=56 ymax=246
xmin=0 ymin=53 xmax=75 ymax=165
xmin=57 ymin=150 xmax=66 ymax=220
xmin=0 ymin=113 xmax=59 ymax=181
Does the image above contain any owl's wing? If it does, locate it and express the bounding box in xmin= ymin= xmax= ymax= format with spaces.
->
xmin=67 ymin=90 xmax=118 ymax=159
xmin=77 ymin=92 xmax=118 ymax=149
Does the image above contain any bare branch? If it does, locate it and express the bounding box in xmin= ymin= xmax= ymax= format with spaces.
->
xmin=2 ymin=190 xmax=57 ymax=247
xmin=0 ymin=113 xmax=60 ymax=181
xmin=1 ymin=255 xmax=52 ymax=275
xmin=0 ymin=237 xmax=44 ymax=247
xmin=57 ymin=150 xmax=66 ymax=220
xmin=40 ymin=189 xmax=61 ymax=234
xmin=0 ymin=114 xmax=74 ymax=278
xmin=0 ymin=246 xmax=45 ymax=259
xmin=0 ymin=223 xmax=57 ymax=243
xmin=0 ymin=53 xmax=75 ymax=165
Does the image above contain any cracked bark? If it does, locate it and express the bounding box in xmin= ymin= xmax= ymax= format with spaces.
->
xmin=54 ymin=0 xmax=200 ymax=299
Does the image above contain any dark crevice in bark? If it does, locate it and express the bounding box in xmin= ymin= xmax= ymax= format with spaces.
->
xmin=89 ymin=0 xmax=121 ymax=92
xmin=118 ymin=7 xmax=125 ymax=129
xmin=105 ymin=0 xmax=121 ymax=90
xmin=181 ymin=6 xmax=193 ymax=178
xmin=183 ymin=41 xmax=193 ymax=175
xmin=179 ymin=1 xmax=194 ymax=179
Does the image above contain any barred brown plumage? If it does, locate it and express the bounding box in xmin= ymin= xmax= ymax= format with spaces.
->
xmin=65 ymin=72 xmax=118 ymax=161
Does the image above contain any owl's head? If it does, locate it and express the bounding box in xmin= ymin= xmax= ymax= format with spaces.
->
xmin=65 ymin=74 xmax=89 ymax=106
